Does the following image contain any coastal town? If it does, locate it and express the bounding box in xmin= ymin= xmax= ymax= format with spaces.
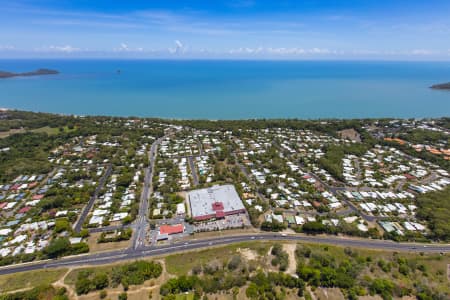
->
xmin=0 ymin=110 xmax=448 ymax=300
xmin=2 ymin=0 xmax=450 ymax=298
xmin=0 ymin=111 xmax=448 ymax=265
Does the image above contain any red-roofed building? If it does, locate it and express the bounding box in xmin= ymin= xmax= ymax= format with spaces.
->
xmin=312 ymin=201 xmax=322 ymax=208
xmin=212 ymin=202 xmax=224 ymax=211
xmin=32 ymin=194 xmax=45 ymax=200
xmin=215 ymin=211 xmax=225 ymax=218
xmin=18 ymin=206 xmax=31 ymax=214
xmin=212 ymin=202 xmax=225 ymax=219
xmin=404 ymin=173 xmax=416 ymax=180
xmin=28 ymin=182 xmax=38 ymax=189
xmin=159 ymin=224 xmax=184 ymax=235
xmin=0 ymin=202 xmax=7 ymax=209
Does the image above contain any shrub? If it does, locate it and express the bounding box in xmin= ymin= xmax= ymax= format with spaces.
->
xmin=118 ymin=292 xmax=128 ymax=300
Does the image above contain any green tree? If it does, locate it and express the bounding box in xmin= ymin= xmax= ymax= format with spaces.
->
xmin=75 ymin=277 xmax=92 ymax=295
xmin=44 ymin=238 xmax=70 ymax=258
xmin=92 ymin=272 xmax=109 ymax=290
xmin=54 ymin=218 xmax=71 ymax=233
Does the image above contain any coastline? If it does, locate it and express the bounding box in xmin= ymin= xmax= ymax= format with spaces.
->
xmin=430 ymin=82 xmax=450 ymax=90
xmin=0 ymin=107 xmax=448 ymax=121
xmin=0 ymin=69 xmax=59 ymax=79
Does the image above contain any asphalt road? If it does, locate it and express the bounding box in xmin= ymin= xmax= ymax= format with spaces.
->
xmin=0 ymin=233 xmax=449 ymax=276
xmin=187 ymin=156 xmax=199 ymax=186
xmin=131 ymin=136 xmax=164 ymax=250
xmin=73 ymin=164 xmax=112 ymax=233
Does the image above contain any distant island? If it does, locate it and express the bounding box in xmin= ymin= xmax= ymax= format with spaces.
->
xmin=430 ymin=82 xmax=450 ymax=90
xmin=0 ymin=68 xmax=59 ymax=79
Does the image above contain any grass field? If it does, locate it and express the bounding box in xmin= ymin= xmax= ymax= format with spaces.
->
xmin=86 ymin=232 xmax=130 ymax=253
xmin=0 ymin=125 xmax=76 ymax=139
xmin=0 ymin=268 xmax=67 ymax=293
xmin=31 ymin=126 xmax=76 ymax=135
xmin=30 ymin=126 xmax=60 ymax=135
xmin=0 ymin=128 xmax=25 ymax=138
xmin=175 ymin=293 xmax=195 ymax=300
xmin=165 ymin=241 xmax=271 ymax=276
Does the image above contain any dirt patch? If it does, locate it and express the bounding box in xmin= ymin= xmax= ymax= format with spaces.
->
xmin=204 ymin=293 xmax=234 ymax=300
xmin=447 ymin=263 xmax=450 ymax=282
xmin=338 ymin=129 xmax=361 ymax=142
xmin=282 ymin=243 xmax=297 ymax=276
xmin=0 ymin=128 xmax=25 ymax=138
xmin=359 ymin=296 xmax=383 ymax=300
xmin=314 ymin=287 xmax=345 ymax=300
xmin=53 ymin=268 xmax=77 ymax=300
xmin=265 ymin=246 xmax=280 ymax=273
xmin=237 ymin=248 xmax=259 ymax=261
xmin=78 ymin=284 xmax=158 ymax=300
xmin=306 ymin=286 xmax=318 ymax=300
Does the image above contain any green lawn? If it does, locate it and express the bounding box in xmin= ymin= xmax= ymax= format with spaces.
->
xmin=31 ymin=125 xmax=76 ymax=135
xmin=0 ymin=128 xmax=25 ymax=138
xmin=0 ymin=125 xmax=76 ymax=139
xmin=0 ymin=268 xmax=67 ymax=293
xmin=176 ymin=293 xmax=194 ymax=300
xmin=165 ymin=241 xmax=270 ymax=276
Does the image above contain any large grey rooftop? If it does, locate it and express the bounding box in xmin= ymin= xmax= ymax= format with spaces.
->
xmin=188 ymin=184 xmax=245 ymax=218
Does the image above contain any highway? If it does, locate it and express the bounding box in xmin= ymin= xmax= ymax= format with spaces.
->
xmin=0 ymin=233 xmax=449 ymax=276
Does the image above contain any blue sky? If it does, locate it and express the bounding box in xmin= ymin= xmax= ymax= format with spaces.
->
xmin=1 ymin=0 xmax=450 ymax=59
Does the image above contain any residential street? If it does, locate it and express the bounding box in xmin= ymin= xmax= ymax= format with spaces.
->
xmin=73 ymin=164 xmax=112 ymax=233
xmin=131 ymin=136 xmax=164 ymax=250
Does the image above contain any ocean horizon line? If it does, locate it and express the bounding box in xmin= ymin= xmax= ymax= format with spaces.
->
xmin=1 ymin=57 xmax=450 ymax=63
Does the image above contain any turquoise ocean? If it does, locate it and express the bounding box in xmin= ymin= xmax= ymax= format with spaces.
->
xmin=0 ymin=60 xmax=449 ymax=119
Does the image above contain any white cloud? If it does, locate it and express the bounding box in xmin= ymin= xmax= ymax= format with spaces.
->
xmin=36 ymin=45 xmax=81 ymax=53
xmin=113 ymin=43 xmax=144 ymax=52
xmin=309 ymin=48 xmax=333 ymax=54
xmin=410 ymin=49 xmax=435 ymax=55
xmin=174 ymin=40 xmax=183 ymax=49
xmin=0 ymin=45 xmax=15 ymax=51
xmin=228 ymin=47 xmax=335 ymax=56
xmin=168 ymin=40 xmax=186 ymax=54
xmin=119 ymin=43 xmax=129 ymax=51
